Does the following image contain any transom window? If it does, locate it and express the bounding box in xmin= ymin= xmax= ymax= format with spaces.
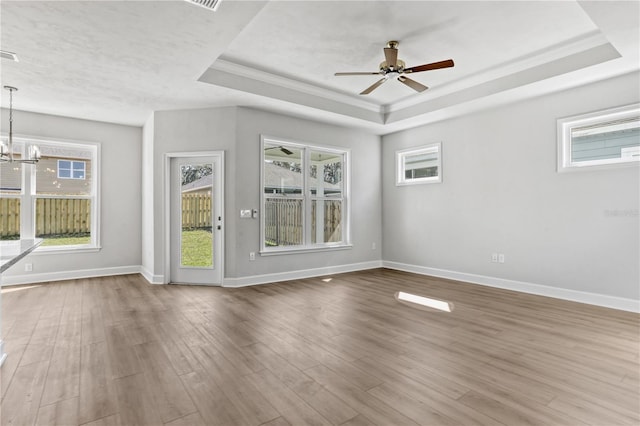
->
xmin=396 ymin=142 xmax=442 ymax=185
xmin=558 ymin=103 xmax=640 ymax=172
xmin=261 ymin=136 xmax=350 ymax=254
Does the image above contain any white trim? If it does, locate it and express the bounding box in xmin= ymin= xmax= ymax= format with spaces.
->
xmin=140 ymin=266 xmax=165 ymax=285
xmin=396 ymin=142 xmax=442 ymax=186
xmin=223 ymin=260 xmax=383 ymax=288
xmin=383 ymin=261 xmax=640 ymax=313
xmin=8 ymin=136 xmax=102 ymax=250
xmin=212 ymin=58 xmax=381 ymax=113
xmin=260 ymin=135 xmax=351 ymax=253
xmin=33 ymin=246 xmax=101 ymax=255
xmin=260 ymin=244 xmax=353 ymax=256
xmin=0 ymin=340 xmax=6 ymax=367
xmin=0 ymin=265 xmax=141 ymax=287
xmin=163 ymin=151 xmax=225 ymax=286
xmin=388 ymin=31 xmax=610 ymax=113
xmin=557 ymin=103 xmax=640 ymax=172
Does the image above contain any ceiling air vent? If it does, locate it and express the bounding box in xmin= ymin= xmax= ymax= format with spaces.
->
xmin=0 ymin=50 xmax=19 ymax=62
xmin=184 ymin=0 xmax=222 ymax=11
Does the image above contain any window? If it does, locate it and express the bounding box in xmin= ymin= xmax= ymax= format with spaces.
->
xmin=261 ymin=136 xmax=349 ymax=253
xmin=57 ymin=160 xmax=86 ymax=179
xmin=0 ymin=137 xmax=100 ymax=251
xmin=396 ymin=142 xmax=442 ymax=185
xmin=558 ymin=103 xmax=640 ymax=172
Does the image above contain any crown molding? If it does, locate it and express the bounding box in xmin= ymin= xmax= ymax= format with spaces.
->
xmin=386 ymin=31 xmax=611 ymax=114
xmin=211 ymin=58 xmax=382 ymax=113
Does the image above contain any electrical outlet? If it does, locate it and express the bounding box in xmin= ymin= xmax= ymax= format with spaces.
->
xmin=24 ymin=263 xmax=33 ymax=272
xmin=491 ymin=253 xmax=498 ymax=263
xmin=372 ymin=242 xmax=376 ymax=250
xmin=249 ymin=252 xmax=256 ymax=261
xmin=498 ymin=253 xmax=505 ymax=263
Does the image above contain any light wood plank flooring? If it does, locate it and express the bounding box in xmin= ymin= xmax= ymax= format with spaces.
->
xmin=1 ymin=269 xmax=638 ymax=425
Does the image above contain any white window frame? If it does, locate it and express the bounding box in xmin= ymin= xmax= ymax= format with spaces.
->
xmin=557 ymin=103 xmax=640 ymax=172
xmin=5 ymin=136 xmax=101 ymax=254
xmin=57 ymin=159 xmax=86 ymax=180
xmin=396 ymin=142 xmax=442 ymax=186
xmin=260 ymin=135 xmax=351 ymax=255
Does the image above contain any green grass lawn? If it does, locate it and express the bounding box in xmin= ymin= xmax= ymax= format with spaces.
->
xmin=181 ymin=229 xmax=213 ymax=267
xmin=12 ymin=231 xmax=212 ymax=267
xmin=41 ymin=235 xmax=91 ymax=246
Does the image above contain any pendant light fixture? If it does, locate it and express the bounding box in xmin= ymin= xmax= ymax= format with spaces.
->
xmin=0 ymin=85 xmax=40 ymax=164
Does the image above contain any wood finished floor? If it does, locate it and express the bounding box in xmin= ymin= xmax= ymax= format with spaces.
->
xmin=1 ymin=269 xmax=638 ymax=426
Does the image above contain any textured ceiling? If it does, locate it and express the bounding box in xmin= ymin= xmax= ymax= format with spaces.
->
xmin=221 ymin=1 xmax=597 ymax=104
xmin=1 ymin=1 xmax=638 ymax=134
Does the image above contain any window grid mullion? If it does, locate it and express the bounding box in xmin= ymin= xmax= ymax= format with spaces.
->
xmin=303 ymin=147 xmax=311 ymax=246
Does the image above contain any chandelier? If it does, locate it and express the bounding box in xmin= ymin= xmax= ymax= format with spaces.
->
xmin=1 ymin=85 xmax=40 ymax=163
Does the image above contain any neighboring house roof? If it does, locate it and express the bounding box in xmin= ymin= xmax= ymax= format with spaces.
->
xmin=180 ymin=163 xmax=341 ymax=193
xmin=264 ymin=162 xmax=340 ymax=192
xmin=182 ymin=174 xmax=213 ymax=193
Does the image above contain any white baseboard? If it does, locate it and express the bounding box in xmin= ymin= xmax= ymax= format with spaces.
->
xmin=0 ymin=340 xmax=6 ymax=367
xmin=140 ymin=266 xmax=165 ymax=285
xmin=3 ymin=260 xmax=633 ymax=312
xmin=383 ymin=261 xmax=640 ymax=313
xmin=223 ymin=260 xmax=384 ymax=288
xmin=0 ymin=265 xmax=141 ymax=287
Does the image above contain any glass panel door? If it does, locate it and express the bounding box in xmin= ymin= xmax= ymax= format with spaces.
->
xmin=180 ymin=163 xmax=214 ymax=268
xmin=170 ymin=154 xmax=223 ymax=285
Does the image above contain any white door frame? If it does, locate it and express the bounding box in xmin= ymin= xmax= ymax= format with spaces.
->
xmin=163 ymin=151 xmax=224 ymax=284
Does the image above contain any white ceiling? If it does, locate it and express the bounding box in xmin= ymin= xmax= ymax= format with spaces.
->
xmin=1 ymin=1 xmax=639 ymax=135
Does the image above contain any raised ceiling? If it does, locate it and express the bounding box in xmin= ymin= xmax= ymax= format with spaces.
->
xmin=1 ymin=1 xmax=638 ymax=135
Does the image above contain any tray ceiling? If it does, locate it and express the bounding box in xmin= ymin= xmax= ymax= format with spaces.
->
xmin=1 ymin=1 xmax=638 ymax=135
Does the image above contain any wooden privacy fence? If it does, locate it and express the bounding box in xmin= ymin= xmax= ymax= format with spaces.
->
xmin=264 ymin=198 xmax=341 ymax=246
xmin=182 ymin=193 xmax=212 ymax=230
xmin=0 ymin=198 xmax=20 ymax=238
xmin=0 ymin=198 xmax=91 ymax=238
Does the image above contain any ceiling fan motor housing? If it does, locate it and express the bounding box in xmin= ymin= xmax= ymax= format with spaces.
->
xmin=380 ymin=59 xmax=406 ymax=73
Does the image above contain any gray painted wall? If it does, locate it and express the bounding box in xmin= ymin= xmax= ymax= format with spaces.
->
xmin=231 ymin=107 xmax=382 ymax=278
xmin=0 ymin=109 xmax=142 ymax=277
xmin=151 ymin=107 xmax=237 ymax=279
xmin=382 ymin=72 xmax=640 ymax=300
xmin=148 ymin=106 xmax=382 ymax=281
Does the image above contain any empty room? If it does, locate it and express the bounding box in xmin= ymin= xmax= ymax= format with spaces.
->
xmin=0 ymin=1 xmax=638 ymax=425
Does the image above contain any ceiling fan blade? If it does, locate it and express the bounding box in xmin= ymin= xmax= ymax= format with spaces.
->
xmin=405 ymin=59 xmax=454 ymax=73
xmin=398 ymin=76 xmax=428 ymax=93
xmin=335 ymin=72 xmax=381 ymax=76
xmin=384 ymin=47 xmax=398 ymax=69
xmin=360 ymin=78 xmax=387 ymax=95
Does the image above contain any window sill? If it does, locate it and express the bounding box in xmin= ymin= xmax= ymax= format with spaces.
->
xmin=558 ymin=160 xmax=639 ymax=173
xmin=396 ymin=178 xmax=442 ymax=186
xmin=260 ymin=244 xmax=352 ymax=256
xmin=33 ymin=245 xmax=101 ymax=255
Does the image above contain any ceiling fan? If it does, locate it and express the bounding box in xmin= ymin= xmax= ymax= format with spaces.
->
xmin=335 ymin=41 xmax=454 ymax=95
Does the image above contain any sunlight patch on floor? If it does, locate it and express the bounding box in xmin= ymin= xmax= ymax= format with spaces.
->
xmin=1 ymin=284 xmax=42 ymax=294
xmin=395 ymin=291 xmax=453 ymax=312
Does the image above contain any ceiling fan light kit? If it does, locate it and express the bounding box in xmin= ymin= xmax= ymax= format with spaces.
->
xmin=335 ymin=40 xmax=454 ymax=95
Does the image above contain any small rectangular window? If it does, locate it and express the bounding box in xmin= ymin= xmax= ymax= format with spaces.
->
xmin=558 ymin=103 xmax=640 ymax=172
xmin=396 ymin=142 xmax=442 ymax=185
xmin=57 ymin=159 xmax=86 ymax=180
